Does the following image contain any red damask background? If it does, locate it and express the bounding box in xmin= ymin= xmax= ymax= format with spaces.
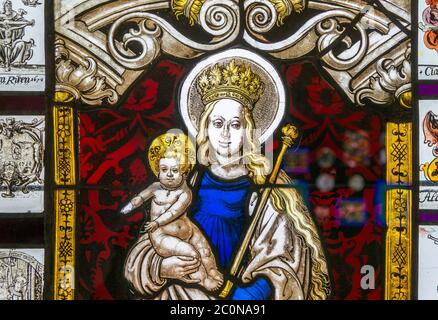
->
xmin=77 ymin=59 xmax=385 ymax=299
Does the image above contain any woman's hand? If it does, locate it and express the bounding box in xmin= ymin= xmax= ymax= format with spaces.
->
xmin=160 ymin=256 xmax=201 ymax=284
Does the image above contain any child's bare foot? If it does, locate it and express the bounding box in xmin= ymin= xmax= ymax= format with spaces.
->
xmin=203 ymin=276 xmax=223 ymax=292
xmin=209 ymin=269 xmax=223 ymax=284
xmin=201 ymin=269 xmax=223 ymax=291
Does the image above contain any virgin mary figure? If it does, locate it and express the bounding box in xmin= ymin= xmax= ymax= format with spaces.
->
xmin=124 ymin=49 xmax=331 ymax=300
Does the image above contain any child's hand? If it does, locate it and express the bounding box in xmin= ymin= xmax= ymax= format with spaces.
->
xmin=120 ymin=202 xmax=134 ymax=215
xmin=144 ymin=221 xmax=159 ymax=233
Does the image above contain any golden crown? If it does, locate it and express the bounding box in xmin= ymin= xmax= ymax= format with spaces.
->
xmin=196 ymin=60 xmax=265 ymax=108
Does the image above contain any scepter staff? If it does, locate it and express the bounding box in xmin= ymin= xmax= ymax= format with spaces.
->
xmin=219 ymin=124 xmax=299 ymax=298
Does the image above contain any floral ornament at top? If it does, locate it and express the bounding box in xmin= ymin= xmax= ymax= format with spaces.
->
xmin=172 ymin=0 xmax=207 ymax=26
xmin=170 ymin=0 xmax=239 ymax=32
xmin=269 ymin=0 xmax=306 ymax=25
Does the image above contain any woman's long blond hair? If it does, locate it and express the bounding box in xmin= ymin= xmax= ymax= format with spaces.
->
xmin=196 ymin=99 xmax=331 ymax=299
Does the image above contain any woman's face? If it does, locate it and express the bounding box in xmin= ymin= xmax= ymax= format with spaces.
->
xmin=207 ymin=99 xmax=245 ymax=160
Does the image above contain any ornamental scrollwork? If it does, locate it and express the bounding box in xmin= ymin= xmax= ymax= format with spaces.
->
xmin=55 ymin=0 xmax=411 ymax=108
xmin=356 ymin=44 xmax=411 ymax=107
xmin=55 ymin=39 xmax=118 ymax=106
xmin=107 ymin=0 xmax=239 ymax=70
xmin=0 ymin=117 xmax=44 ymax=198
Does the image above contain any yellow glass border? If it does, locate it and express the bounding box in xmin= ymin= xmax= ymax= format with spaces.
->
xmin=53 ymin=104 xmax=76 ymax=186
xmin=53 ymin=97 xmax=76 ymax=300
xmin=385 ymin=122 xmax=412 ymax=300
xmin=54 ymin=189 xmax=76 ymax=300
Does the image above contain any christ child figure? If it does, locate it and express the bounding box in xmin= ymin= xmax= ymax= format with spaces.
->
xmin=121 ymin=132 xmax=223 ymax=291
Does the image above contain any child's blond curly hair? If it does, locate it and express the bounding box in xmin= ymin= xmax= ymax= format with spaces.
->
xmin=148 ymin=132 xmax=196 ymax=177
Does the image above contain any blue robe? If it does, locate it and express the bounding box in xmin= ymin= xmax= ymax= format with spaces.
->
xmin=191 ymin=170 xmax=271 ymax=300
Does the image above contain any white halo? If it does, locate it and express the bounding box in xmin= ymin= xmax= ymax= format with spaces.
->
xmin=179 ymin=48 xmax=286 ymax=143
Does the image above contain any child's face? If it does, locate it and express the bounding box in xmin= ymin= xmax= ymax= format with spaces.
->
xmin=158 ymin=157 xmax=184 ymax=188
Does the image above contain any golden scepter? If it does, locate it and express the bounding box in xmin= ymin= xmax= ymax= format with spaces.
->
xmin=219 ymin=124 xmax=299 ymax=298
